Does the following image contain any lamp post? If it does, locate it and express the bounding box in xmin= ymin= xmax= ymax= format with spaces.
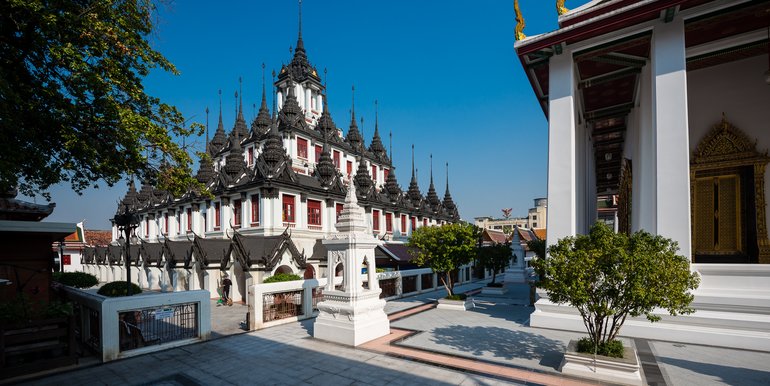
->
xmin=114 ymin=204 xmax=140 ymax=296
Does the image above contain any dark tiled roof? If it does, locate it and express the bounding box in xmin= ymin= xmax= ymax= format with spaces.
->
xmin=95 ymin=246 xmax=108 ymax=264
xmin=82 ymin=247 xmax=95 ymax=264
xmin=85 ymin=230 xmax=112 ymax=246
xmin=140 ymin=242 xmax=164 ymax=266
xmin=192 ymin=237 xmax=232 ymax=268
xmin=108 ymin=245 xmax=123 ymax=265
xmin=164 ymin=240 xmax=193 ymax=269
xmin=311 ymin=239 xmax=327 ymax=260
xmin=379 ymin=243 xmax=417 ymax=262
xmin=231 ymin=232 xmax=305 ymax=271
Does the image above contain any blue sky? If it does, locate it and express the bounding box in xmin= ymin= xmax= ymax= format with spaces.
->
xmin=31 ymin=0 xmax=582 ymax=230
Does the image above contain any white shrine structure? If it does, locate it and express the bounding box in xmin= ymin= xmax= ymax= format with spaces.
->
xmin=504 ymin=226 xmax=528 ymax=284
xmin=313 ymin=181 xmax=390 ymax=346
xmin=515 ymin=0 xmax=770 ymax=351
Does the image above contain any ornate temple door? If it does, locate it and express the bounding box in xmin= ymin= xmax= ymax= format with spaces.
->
xmin=693 ymin=175 xmax=742 ymax=257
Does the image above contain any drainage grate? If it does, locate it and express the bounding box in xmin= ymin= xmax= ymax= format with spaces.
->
xmin=634 ymin=339 xmax=667 ymax=386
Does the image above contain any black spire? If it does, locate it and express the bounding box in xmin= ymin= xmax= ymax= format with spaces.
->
xmin=354 ymin=157 xmax=373 ymax=198
xmin=260 ymin=112 xmax=288 ymax=173
xmin=195 ymin=154 xmax=215 ymax=184
xmin=120 ymin=179 xmax=139 ymax=211
xmin=232 ymin=77 xmax=249 ymax=141
xmin=252 ymin=64 xmax=271 ymax=137
xmin=278 ymin=76 xmax=304 ymax=131
xmin=224 ymin=130 xmax=246 ymax=178
xmin=426 ymin=154 xmax=441 ymax=211
xmin=443 ymin=162 xmax=458 ymax=220
xmin=407 ymin=144 xmax=422 ymax=203
xmin=345 ymin=85 xmax=364 ymax=151
xmin=369 ymin=100 xmax=387 ymax=161
xmin=315 ymin=140 xmax=336 ymax=188
xmin=384 ymin=132 xmax=400 ymax=198
xmin=316 ymin=68 xmax=337 ymax=141
xmin=277 ymin=0 xmax=319 ymax=83
xmin=209 ymin=90 xmax=227 ymax=155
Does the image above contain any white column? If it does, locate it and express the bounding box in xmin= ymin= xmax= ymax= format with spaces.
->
xmin=148 ymin=215 xmax=157 ymax=242
xmin=546 ymin=50 xmax=577 ymax=246
xmin=277 ymin=91 xmax=283 ymax=110
xmin=305 ymin=88 xmax=311 ymax=114
xmin=317 ymin=94 xmax=323 ymax=113
xmin=652 ymin=18 xmax=691 ymax=259
xmin=635 ymin=60 xmax=656 ymax=233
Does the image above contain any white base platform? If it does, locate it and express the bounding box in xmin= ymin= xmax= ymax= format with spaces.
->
xmin=313 ymin=290 xmax=390 ymax=347
xmin=437 ymin=297 xmax=474 ymax=311
xmin=504 ymin=268 xmax=527 ymax=284
xmin=481 ymin=286 xmax=508 ymax=296
xmin=531 ymin=264 xmax=770 ymax=351
xmin=560 ymin=340 xmax=642 ymax=386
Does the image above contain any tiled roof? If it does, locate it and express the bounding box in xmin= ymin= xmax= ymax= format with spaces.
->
xmin=533 ymin=228 xmax=546 ymax=240
xmin=85 ymin=230 xmax=112 ymax=246
xmin=379 ymin=243 xmax=417 ymax=262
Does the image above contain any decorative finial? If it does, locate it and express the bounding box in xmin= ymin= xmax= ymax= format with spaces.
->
xmin=430 ymin=153 xmax=434 ymax=182
xmin=411 ymin=144 xmax=415 ymax=178
xmin=360 ymin=116 xmax=365 ymax=145
xmin=446 ymin=162 xmax=449 ymax=188
xmin=234 ymin=90 xmax=238 ymax=117
xmin=298 ymin=0 xmax=303 ymax=39
xmin=323 ymin=68 xmax=328 ymax=89
xmin=205 ymin=107 xmax=210 ymax=143
xmin=514 ymin=0 xmax=526 ymax=41
xmin=389 ymin=131 xmax=393 ymax=159
xmin=351 ymin=84 xmax=356 ymax=120
xmin=557 ymin=0 xmax=569 ymax=16
xmin=271 ymin=69 xmax=277 ymax=118
xmin=375 ymin=99 xmax=379 ymax=131
xmin=218 ymin=89 xmax=223 ymax=126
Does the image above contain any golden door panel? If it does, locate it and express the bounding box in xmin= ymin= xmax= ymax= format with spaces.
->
xmin=693 ymin=175 xmax=741 ymax=255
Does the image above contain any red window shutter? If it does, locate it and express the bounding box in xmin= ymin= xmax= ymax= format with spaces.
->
xmin=411 ymin=217 xmax=416 ymax=232
xmin=308 ymin=200 xmax=322 ymax=226
xmin=233 ymin=199 xmax=242 ymax=226
xmin=336 ymin=203 xmax=344 ymax=222
xmin=385 ymin=213 xmax=392 ymax=232
xmin=424 ymin=218 xmax=428 ymax=227
xmin=373 ymin=210 xmax=380 ymax=231
xmin=251 ymin=195 xmax=259 ymax=225
xmin=384 ymin=168 xmax=389 ymax=181
xmin=346 ymin=161 xmax=352 ymax=176
xmin=215 ymin=203 xmax=221 ymax=229
xmin=315 ymin=145 xmax=323 ymax=163
xmin=333 ymin=151 xmax=340 ymax=169
xmin=401 ymin=215 xmax=407 ymax=233
xmin=297 ymin=138 xmax=308 ymax=159
xmin=248 ymin=147 xmax=254 ymax=165
xmin=164 ymin=213 xmax=169 ymax=233
xmin=371 ymin=165 xmax=377 ymax=183
xmin=186 ymin=208 xmax=192 ymax=231
xmin=282 ymin=195 xmax=295 ymax=223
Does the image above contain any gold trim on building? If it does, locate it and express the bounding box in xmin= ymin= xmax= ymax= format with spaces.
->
xmin=690 ymin=116 xmax=770 ymax=263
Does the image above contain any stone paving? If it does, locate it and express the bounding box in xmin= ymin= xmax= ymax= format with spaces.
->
xmin=10 ymin=279 xmax=770 ymax=385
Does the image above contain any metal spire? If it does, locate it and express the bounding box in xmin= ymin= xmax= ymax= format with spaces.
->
xmin=446 ymin=162 xmax=450 ymax=191
xmin=218 ymin=89 xmax=223 ymax=129
xmin=205 ymin=107 xmax=210 ymax=144
xmin=298 ymin=0 xmax=303 ymax=39
xmin=261 ymin=63 xmax=267 ymax=110
xmin=389 ymin=131 xmax=392 ymax=159
xmin=430 ymin=154 xmax=434 ymax=184
xmin=411 ymin=144 xmax=415 ymax=178
xmin=234 ymin=90 xmax=238 ymax=118
xmin=271 ymin=69 xmax=277 ymax=120
xmin=239 ymin=76 xmax=243 ymax=117
xmin=351 ymin=85 xmax=356 ymax=123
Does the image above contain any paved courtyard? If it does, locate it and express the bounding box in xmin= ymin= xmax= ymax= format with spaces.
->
xmin=10 ymin=280 xmax=770 ymax=385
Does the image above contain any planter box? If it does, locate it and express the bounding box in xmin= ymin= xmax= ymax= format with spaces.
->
xmin=481 ymin=285 xmax=507 ymax=296
xmin=559 ymin=340 xmax=642 ymax=386
xmin=437 ymin=297 xmax=473 ymax=311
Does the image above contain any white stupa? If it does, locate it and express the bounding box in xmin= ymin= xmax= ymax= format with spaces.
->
xmin=313 ymin=180 xmax=390 ymax=346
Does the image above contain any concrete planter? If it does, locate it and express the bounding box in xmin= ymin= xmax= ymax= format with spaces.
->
xmin=559 ymin=340 xmax=642 ymax=386
xmin=436 ymin=297 xmax=473 ymax=311
xmin=481 ymin=285 xmax=507 ymax=296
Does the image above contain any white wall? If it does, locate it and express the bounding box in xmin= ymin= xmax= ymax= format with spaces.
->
xmin=687 ymin=55 xmax=770 ymax=241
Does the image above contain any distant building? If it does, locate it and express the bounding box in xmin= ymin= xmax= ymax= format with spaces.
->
xmin=474 ymin=198 xmax=547 ymax=232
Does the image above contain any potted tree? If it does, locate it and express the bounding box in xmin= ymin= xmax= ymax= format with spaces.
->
xmin=532 ymin=222 xmax=699 ymax=385
xmin=478 ymin=242 xmax=510 ymax=295
xmin=408 ymin=223 xmax=478 ymax=310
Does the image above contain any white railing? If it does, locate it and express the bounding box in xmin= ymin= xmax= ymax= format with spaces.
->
xmin=61 ymin=287 xmax=211 ymax=362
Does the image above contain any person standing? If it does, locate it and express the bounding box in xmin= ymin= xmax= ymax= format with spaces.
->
xmin=222 ymin=273 xmax=233 ymax=306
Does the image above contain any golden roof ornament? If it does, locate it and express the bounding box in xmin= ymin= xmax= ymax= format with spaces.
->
xmin=557 ymin=0 xmax=569 ymax=16
xmin=514 ymin=0 xmax=526 ymax=41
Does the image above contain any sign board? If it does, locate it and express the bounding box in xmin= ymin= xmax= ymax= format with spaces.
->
xmin=154 ymin=307 xmax=174 ymax=319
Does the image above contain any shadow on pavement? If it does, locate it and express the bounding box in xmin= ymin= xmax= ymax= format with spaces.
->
xmin=430 ymin=325 xmax=566 ymax=370
xmin=658 ymin=356 xmax=770 ymax=386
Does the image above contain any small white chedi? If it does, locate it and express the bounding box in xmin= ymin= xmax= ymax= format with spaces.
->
xmin=313 ymin=180 xmax=390 ymax=346
xmin=504 ymin=226 xmax=527 ymax=284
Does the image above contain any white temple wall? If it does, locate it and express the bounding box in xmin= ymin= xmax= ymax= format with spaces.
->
xmin=687 ymin=54 xmax=770 ymax=241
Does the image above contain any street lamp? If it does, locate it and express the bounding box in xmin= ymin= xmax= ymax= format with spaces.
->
xmin=114 ymin=204 xmax=140 ymax=296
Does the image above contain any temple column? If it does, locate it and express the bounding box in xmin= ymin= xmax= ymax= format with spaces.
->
xmin=305 ymin=88 xmax=311 ymax=114
xmin=652 ymin=17 xmax=691 ymax=259
xmin=634 ymin=63 xmax=656 ymax=233
xmin=277 ymin=91 xmax=283 ymax=110
xmin=147 ymin=214 xmax=157 ymax=242
xmin=546 ymin=49 xmax=577 ymax=246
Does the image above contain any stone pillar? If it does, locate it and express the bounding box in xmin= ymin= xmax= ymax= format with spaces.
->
xmin=314 ymin=181 xmax=390 ymax=346
xmin=546 ymin=50 xmax=577 ymax=247
xmin=652 ymin=18 xmax=691 ymax=259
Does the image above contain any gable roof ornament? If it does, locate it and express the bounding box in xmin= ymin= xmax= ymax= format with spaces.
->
xmin=691 ymin=114 xmax=769 ymax=169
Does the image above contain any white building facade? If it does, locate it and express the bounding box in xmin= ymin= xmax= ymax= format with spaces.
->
xmin=516 ymin=0 xmax=770 ymax=351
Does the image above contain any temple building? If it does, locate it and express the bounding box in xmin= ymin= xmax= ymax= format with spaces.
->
xmin=515 ymin=0 xmax=770 ymax=350
xmin=107 ymin=6 xmax=460 ymax=303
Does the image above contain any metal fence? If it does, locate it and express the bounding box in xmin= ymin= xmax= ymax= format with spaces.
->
xmin=263 ymin=290 xmax=304 ymax=322
xmin=311 ymin=287 xmax=324 ymax=312
xmin=379 ymin=278 xmax=398 ymax=299
xmin=421 ymin=273 xmax=434 ymax=291
xmin=118 ymin=302 xmax=198 ymax=353
xmin=402 ymin=275 xmax=417 ymax=294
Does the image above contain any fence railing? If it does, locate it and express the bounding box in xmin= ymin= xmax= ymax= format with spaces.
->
xmin=61 ymin=287 xmax=210 ymax=362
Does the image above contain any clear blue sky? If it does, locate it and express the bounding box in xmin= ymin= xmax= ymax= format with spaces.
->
xmin=30 ymin=0 xmax=582 ymax=230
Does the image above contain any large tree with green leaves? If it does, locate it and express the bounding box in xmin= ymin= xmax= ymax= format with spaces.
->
xmin=477 ymin=243 xmax=510 ymax=285
xmin=532 ymin=222 xmax=700 ymax=354
xmin=407 ymin=223 xmax=479 ymax=297
xmin=1 ymin=0 xmax=201 ymax=198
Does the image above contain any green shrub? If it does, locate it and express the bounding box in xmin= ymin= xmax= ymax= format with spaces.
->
xmin=576 ymin=337 xmax=624 ymax=358
xmin=264 ymin=273 xmax=302 ymax=283
xmin=97 ymin=281 xmax=142 ymax=297
xmin=444 ymin=293 xmax=468 ymax=301
xmin=53 ymin=271 xmax=99 ymax=288
xmin=0 ymin=296 xmax=73 ymax=324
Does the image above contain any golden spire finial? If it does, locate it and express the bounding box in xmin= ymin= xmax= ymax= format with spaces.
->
xmin=557 ymin=0 xmax=569 ymax=16
xmin=514 ymin=0 xmax=526 ymax=41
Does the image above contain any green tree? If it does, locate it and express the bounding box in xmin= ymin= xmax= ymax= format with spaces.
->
xmin=407 ymin=223 xmax=478 ymax=297
xmin=477 ymin=243 xmax=510 ymax=285
xmin=1 ymin=0 xmax=202 ymax=198
xmin=532 ymin=222 xmax=699 ymax=354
